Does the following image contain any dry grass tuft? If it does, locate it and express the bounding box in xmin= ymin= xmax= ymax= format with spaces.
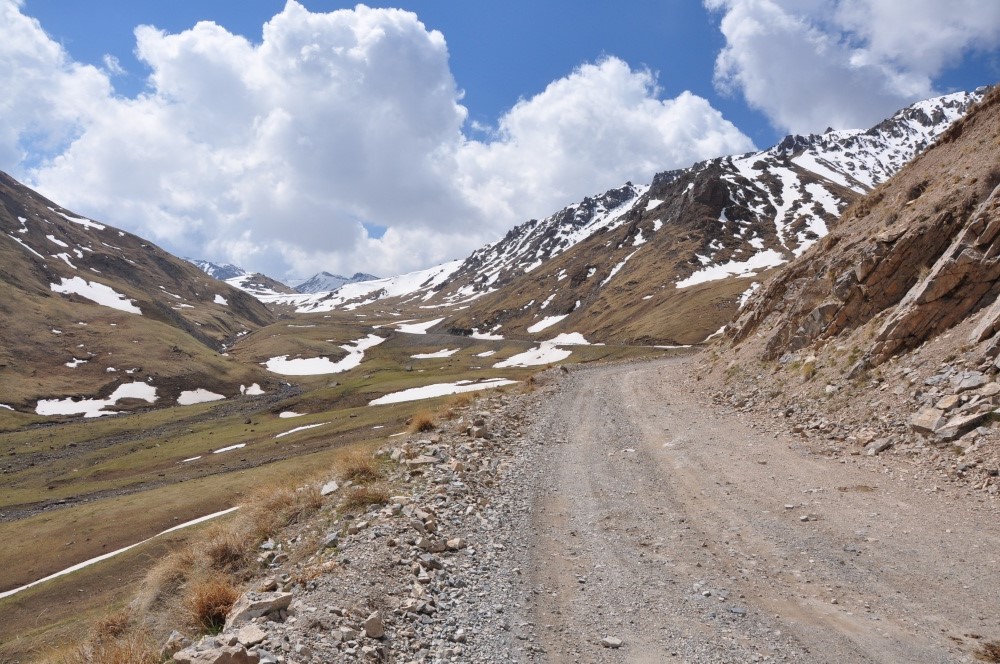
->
xmin=448 ymin=392 xmax=475 ymax=408
xmin=243 ymin=484 xmax=324 ymax=536
xmin=184 ymin=576 xmax=240 ymax=635
xmin=408 ymin=410 xmax=437 ymax=433
xmin=131 ymin=480 xmax=326 ymax=640
xmin=201 ymin=525 xmax=253 ymax=574
xmin=39 ymin=612 xmax=159 ymax=664
xmin=339 ymin=452 xmax=382 ymax=485
xmin=341 ymin=485 xmax=389 ymax=511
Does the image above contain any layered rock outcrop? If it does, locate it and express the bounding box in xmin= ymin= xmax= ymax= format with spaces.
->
xmin=728 ymin=86 xmax=1000 ymax=370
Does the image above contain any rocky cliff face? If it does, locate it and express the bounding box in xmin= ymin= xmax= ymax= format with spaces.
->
xmin=728 ymin=87 xmax=1000 ymax=371
xmin=711 ymin=85 xmax=1000 ymax=473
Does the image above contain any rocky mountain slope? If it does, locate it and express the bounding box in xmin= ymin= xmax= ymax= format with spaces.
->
xmin=709 ymin=84 xmax=1000 ymax=487
xmin=0 ymin=172 xmax=276 ymax=413
xmin=274 ymin=90 xmax=985 ymax=345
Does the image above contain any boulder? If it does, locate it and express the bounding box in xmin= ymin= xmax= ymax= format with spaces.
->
xmin=226 ymin=592 xmax=293 ymax=628
xmin=910 ymin=407 xmax=946 ymax=434
xmin=935 ymin=412 xmax=990 ymax=441
xmin=173 ymin=640 xmax=259 ymax=664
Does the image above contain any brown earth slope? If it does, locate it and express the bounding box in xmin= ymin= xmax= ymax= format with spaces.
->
xmin=0 ymin=172 xmax=277 ymax=410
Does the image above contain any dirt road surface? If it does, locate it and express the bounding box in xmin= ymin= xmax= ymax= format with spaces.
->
xmin=513 ymin=356 xmax=1000 ymax=663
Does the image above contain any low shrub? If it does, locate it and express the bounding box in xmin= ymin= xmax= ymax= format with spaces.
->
xmin=408 ymin=411 xmax=437 ymax=433
xmin=341 ymin=485 xmax=389 ymax=511
xmin=339 ymin=452 xmax=381 ymax=485
xmin=184 ymin=576 xmax=240 ymax=634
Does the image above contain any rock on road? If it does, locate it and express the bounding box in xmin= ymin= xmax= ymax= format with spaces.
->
xmin=505 ymin=357 xmax=1000 ymax=663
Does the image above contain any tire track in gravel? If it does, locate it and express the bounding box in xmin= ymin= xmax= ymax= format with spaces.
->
xmin=516 ymin=356 xmax=1000 ymax=663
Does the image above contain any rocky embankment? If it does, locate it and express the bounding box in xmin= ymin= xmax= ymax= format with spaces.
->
xmin=709 ymin=341 xmax=1000 ymax=500
xmin=164 ymin=387 xmax=542 ymax=663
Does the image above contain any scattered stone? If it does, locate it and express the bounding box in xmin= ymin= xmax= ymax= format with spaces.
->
xmin=600 ymin=636 xmax=624 ymax=649
xmin=321 ymin=480 xmax=340 ymax=496
xmin=952 ymin=371 xmax=987 ymax=393
xmin=172 ymin=639 xmax=259 ymax=664
xmin=363 ymin=611 xmax=385 ymax=639
xmin=935 ymin=395 xmax=962 ymax=411
xmin=237 ymin=624 xmax=267 ymax=647
xmin=161 ymin=630 xmax=191 ymax=660
xmin=866 ymin=438 xmax=893 ymax=456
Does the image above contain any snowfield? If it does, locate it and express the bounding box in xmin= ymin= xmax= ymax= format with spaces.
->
xmin=50 ymin=276 xmax=142 ymax=314
xmin=369 ymin=379 xmax=517 ymax=405
xmin=36 ymin=381 xmax=158 ymax=417
xmin=177 ymin=389 xmax=226 ymax=405
xmin=265 ymin=334 xmax=385 ymax=376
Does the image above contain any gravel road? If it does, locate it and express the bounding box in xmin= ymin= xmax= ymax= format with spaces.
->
xmin=505 ymin=356 xmax=1000 ymax=663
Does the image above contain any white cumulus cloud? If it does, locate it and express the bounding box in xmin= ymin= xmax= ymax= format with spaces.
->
xmin=706 ymin=0 xmax=1000 ymax=134
xmin=1 ymin=1 xmax=753 ymax=279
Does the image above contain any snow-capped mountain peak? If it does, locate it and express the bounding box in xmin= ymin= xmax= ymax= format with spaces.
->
xmin=185 ymin=258 xmax=247 ymax=281
xmin=294 ymin=271 xmax=379 ymax=294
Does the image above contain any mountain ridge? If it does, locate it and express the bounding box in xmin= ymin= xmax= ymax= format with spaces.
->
xmin=261 ymin=89 xmax=987 ymax=346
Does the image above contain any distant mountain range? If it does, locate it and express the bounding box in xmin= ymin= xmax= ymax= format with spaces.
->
xmin=184 ymin=258 xmax=247 ymax=281
xmin=267 ymin=89 xmax=987 ymax=344
xmin=185 ymin=260 xmax=377 ymax=295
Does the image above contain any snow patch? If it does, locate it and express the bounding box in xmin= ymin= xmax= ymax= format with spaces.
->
xmin=265 ymin=334 xmax=385 ymax=375
xmin=396 ymin=318 xmax=443 ymax=335
xmin=51 ymin=277 xmax=141 ymax=314
xmin=545 ymin=332 xmax=591 ymax=345
xmin=369 ymin=379 xmax=517 ymax=406
xmin=214 ymin=294 xmax=228 ymax=306
xmin=178 ymin=389 xmax=226 ymax=405
xmin=411 ymin=348 xmax=460 ymax=359
xmin=470 ymin=329 xmax=504 ymax=340
xmin=526 ymin=315 xmax=567 ymax=333
xmin=675 ymin=249 xmax=785 ymax=288
xmin=51 ymin=208 xmax=106 ymax=230
xmin=493 ymin=344 xmax=573 ymax=368
xmin=275 ymin=422 xmax=330 ymax=438
xmin=36 ymin=382 xmax=158 ymax=418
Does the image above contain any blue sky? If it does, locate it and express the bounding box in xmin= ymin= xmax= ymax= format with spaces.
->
xmin=6 ymin=1 xmax=1000 ymax=278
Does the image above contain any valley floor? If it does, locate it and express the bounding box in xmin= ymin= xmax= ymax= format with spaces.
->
xmin=505 ymin=356 xmax=1000 ymax=662
xmin=12 ymin=353 xmax=1000 ymax=662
